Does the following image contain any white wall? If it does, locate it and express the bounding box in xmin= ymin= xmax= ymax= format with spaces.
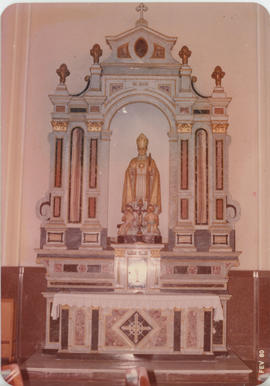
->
xmin=2 ymin=2 xmax=270 ymax=269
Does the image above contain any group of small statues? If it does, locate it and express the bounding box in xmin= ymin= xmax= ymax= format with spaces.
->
xmin=118 ymin=133 xmax=161 ymax=242
xmin=118 ymin=202 xmax=160 ymax=237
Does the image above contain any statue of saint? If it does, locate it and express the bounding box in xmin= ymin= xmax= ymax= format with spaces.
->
xmin=121 ymin=133 xmax=161 ymax=215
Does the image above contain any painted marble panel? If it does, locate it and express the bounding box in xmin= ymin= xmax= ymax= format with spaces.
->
xmin=186 ymin=310 xmax=198 ymax=348
xmin=143 ymin=309 xmax=168 ymax=348
xmin=74 ymin=309 xmax=86 ymax=346
xmin=105 ymin=309 xmax=128 ymax=348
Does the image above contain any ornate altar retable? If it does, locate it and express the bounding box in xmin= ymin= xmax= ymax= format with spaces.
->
xmin=36 ymin=4 xmax=242 ymax=360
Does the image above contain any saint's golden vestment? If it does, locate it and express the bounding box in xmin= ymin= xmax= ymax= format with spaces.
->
xmin=122 ymin=154 xmax=161 ymax=213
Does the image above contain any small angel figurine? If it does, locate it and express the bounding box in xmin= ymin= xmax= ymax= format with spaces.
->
xmin=144 ymin=204 xmax=160 ymax=234
xmin=118 ymin=204 xmax=136 ymax=236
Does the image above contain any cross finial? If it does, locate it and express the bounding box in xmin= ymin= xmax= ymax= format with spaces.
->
xmin=211 ymin=65 xmax=225 ymax=87
xmin=179 ymin=45 xmax=192 ymax=65
xmin=136 ymin=3 xmax=148 ymax=26
xmin=90 ymin=43 xmax=102 ymax=65
xmin=136 ymin=3 xmax=148 ymax=19
xmin=56 ymin=63 xmax=70 ymax=84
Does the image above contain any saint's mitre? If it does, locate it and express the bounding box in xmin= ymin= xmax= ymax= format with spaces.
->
xmin=136 ymin=133 xmax=148 ymax=149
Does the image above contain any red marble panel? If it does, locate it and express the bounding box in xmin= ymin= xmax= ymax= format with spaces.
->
xmin=180 ymin=107 xmax=190 ymax=114
xmin=216 ymin=140 xmax=224 ymax=190
xmin=55 ymin=105 xmax=65 ymax=112
xmin=90 ymin=105 xmax=100 ymax=112
xmin=89 ymin=138 xmax=98 ymax=189
xmin=144 ymin=310 xmax=168 ymax=347
xmin=53 ymin=196 xmax=61 ymax=217
xmin=180 ymin=199 xmax=189 ymax=220
xmin=214 ymin=107 xmax=224 ymax=114
xmin=88 ymin=197 xmax=96 ymax=218
xmin=54 ymin=138 xmax=63 ymax=188
xmin=54 ymin=263 xmax=63 ymax=273
xmin=216 ymin=198 xmax=224 ymax=220
xmin=180 ymin=140 xmax=188 ymax=190
xmin=212 ymin=266 xmax=221 ymax=275
xmin=105 ymin=309 xmax=127 ymax=347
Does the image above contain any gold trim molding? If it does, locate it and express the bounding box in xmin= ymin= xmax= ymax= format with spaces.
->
xmin=114 ymin=248 xmax=125 ymax=257
xmin=150 ymin=249 xmax=160 ymax=258
xmin=51 ymin=120 xmax=68 ymax=132
xmin=212 ymin=122 xmax=229 ymax=133
xmin=177 ymin=122 xmax=192 ymax=133
xmin=87 ymin=120 xmax=104 ymax=132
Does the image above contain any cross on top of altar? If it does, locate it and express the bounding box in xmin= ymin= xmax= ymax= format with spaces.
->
xmin=136 ymin=2 xmax=148 ymax=26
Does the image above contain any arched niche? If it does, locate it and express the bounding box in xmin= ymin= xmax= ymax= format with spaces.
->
xmin=107 ymin=102 xmax=170 ymax=242
xmin=104 ymin=91 xmax=175 ymax=137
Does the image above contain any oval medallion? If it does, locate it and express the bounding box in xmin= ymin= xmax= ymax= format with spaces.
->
xmin=134 ymin=38 xmax=148 ymax=58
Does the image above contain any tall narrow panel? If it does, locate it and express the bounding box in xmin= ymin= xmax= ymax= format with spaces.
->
xmin=204 ymin=311 xmax=212 ymax=352
xmin=173 ymin=310 xmax=181 ymax=351
xmin=68 ymin=128 xmax=84 ymax=223
xmin=180 ymin=199 xmax=189 ymax=220
xmin=53 ymin=196 xmax=61 ymax=218
xmin=91 ymin=309 xmax=99 ymax=350
xmin=216 ymin=140 xmax=224 ymax=190
xmin=89 ymin=138 xmax=98 ymax=189
xmin=195 ymin=129 xmax=208 ymax=225
xmin=74 ymin=309 xmax=86 ymax=346
xmin=54 ymin=138 xmax=63 ymax=187
xmin=213 ymin=320 xmax=223 ymax=345
xmin=49 ymin=303 xmax=59 ymax=343
xmin=61 ymin=308 xmax=69 ymax=350
xmin=180 ymin=140 xmax=188 ymax=190
xmin=186 ymin=310 xmax=197 ymax=348
xmin=88 ymin=197 xmax=96 ymax=218
xmin=216 ymin=198 xmax=224 ymax=220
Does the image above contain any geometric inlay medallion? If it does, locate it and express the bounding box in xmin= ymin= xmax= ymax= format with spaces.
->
xmin=120 ymin=311 xmax=152 ymax=344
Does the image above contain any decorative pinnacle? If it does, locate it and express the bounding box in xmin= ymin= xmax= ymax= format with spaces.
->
xmin=56 ymin=63 xmax=70 ymax=84
xmin=179 ymin=45 xmax=192 ymax=65
xmin=90 ymin=43 xmax=102 ymax=65
xmin=211 ymin=65 xmax=225 ymax=87
xmin=136 ymin=3 xmax=148 ymax=26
